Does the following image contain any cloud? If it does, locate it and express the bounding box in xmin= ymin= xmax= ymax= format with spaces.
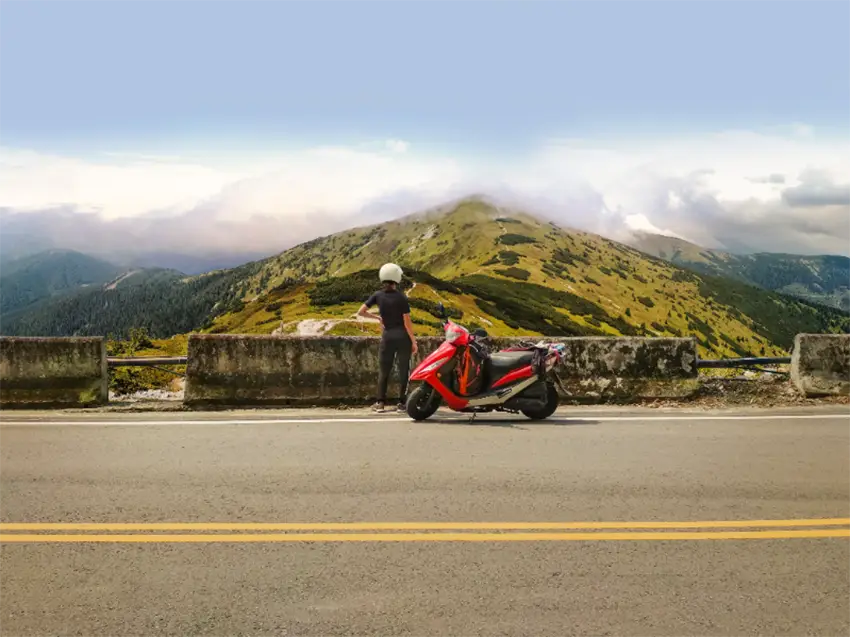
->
xmin=385 ymin=139 xmax=410 ymax=153
xmin=1 ymin=126 xmax=849 ymax=266
xmin=0 ymin=148 xmax=244 ymax=220
xmin=510 ymin=130 xmax=850 ymax=255
xmin=749 ymin=173 xmax=786 ymax=184
xmin=781 ymin=169 xmax=850 ymax=207
xmin=0 ymin=140 xmax=475 ymax=269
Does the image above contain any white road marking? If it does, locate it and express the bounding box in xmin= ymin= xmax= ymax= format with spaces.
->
xmin=0 ymin=418 xmax=416 ymax=426
xmin=0 ymin=414 xmax=847 ymax=426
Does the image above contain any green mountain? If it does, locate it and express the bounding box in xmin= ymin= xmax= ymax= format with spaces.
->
xmin=0 ymin=250 xmax=125 ymax=315
xmin=631 ymin=233 xmax=850 ymax=311
xmin=1 ymin=198 xmax=848 ymax=360
xmin=0 ymin=263 xmax=256 ymax=339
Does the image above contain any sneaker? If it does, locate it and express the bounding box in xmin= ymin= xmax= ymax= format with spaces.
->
xmin=372 ymin=402 xmax=387 ymax=413
xmin=396 ymin=403 xmax=406 ymax=412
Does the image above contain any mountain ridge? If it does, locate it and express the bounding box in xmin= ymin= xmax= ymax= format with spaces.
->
xmin=629 ymin=232 xmax=850 ymax=311
xmin=205 ymin=199 xmax=847 ymax=356
xmin=1 ymin=198 xmax=847 ymax=361
xmin=0 ymin=249 xmax=125 ymax=316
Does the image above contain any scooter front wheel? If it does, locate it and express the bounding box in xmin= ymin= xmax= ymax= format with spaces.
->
xmin=406 ymin=384 xmax=441 ymax=421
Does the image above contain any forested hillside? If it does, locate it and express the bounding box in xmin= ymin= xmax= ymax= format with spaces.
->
xmin=0 ymin=262 xmax=262 ymax=338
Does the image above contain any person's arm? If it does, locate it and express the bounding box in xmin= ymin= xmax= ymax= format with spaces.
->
xmin=401 ymin=297 xmax=418 ymax=355
xmin=403 ymin=314 xmax=418 ymax=355
xmin=357 ymin=294 xmax=382 ymax=323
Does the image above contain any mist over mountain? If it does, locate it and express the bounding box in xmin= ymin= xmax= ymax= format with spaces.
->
xmin=100 ymin=251 xmax=272 ymax=276
xmin=0 ymin=206 xmax=279 ymax=274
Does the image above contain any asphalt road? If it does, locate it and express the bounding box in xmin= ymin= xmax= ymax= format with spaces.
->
xmin=1 ymin=406 xmax=848 ymax=637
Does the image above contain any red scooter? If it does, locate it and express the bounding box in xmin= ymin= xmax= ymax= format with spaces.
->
xmin=405 ymin=303 xmax=568 ymax=421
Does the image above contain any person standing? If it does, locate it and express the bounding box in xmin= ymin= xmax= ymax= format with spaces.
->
xmin=357 ymin=263 xmax=419 ymax=412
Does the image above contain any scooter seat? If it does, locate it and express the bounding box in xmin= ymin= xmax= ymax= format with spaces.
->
xmin=489 ymin=350 xmax=535 ymax=373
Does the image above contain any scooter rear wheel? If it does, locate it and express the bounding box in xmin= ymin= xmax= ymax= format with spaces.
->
xmin=520 ymin=382 xmax=559 ymax=420
xmin=406 ymin=384 xmax=441 ymax=421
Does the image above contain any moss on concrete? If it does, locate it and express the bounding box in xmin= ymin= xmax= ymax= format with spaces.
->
xmin=0 ymin=337 xmax=108 ymax=408
xmin=184 ymin=334 xmax=699 ymax=407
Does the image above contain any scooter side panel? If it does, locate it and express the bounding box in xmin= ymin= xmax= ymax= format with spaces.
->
xmin=425 ymin=374 xmax=470 ymax=411
xmin=490 ymin=364 xmax=534 ymax=389
xmin=466 ymin=375 xmax=540 ymax=407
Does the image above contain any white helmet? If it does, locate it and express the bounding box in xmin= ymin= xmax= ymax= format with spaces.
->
xmin=379 ymin=262 xmax=403 ymax=284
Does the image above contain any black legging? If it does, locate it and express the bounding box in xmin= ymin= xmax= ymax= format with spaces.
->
xmin=377 ymin=328 xmax=412 ymax=403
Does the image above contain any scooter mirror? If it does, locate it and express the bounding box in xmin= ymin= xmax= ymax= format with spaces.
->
xmin=436 ymin=302 xmax=446 ymax=318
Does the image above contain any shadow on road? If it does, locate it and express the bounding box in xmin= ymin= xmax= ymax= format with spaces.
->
xmin=424 ymin=416 xmax=599 ymax=429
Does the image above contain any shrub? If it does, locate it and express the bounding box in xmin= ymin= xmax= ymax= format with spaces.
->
xmin=496 ymin=267 xmax=531 ymax=281
xmin=552 ymin=248 xmax=589 ymax=266
xmin=308 ymin=269 xmax=417 ymax=306
xmin=671 ymin=270 xmax=696 ymax=283
xmin=720 ymin=332 xmax=750 ymax=356
xmin=265 ymin=300 xmax=287 ymax=312
xmin=542 ymin=261 xmax=577 ymax=283
xmin=453 ymin=274 xmax=641 ymax=337
xmin=637 ymin=296 xmax=655 ymax=308
xmin=498 ymin=250 xmax=522 ymax=265
xmin=408 ymin=296 xmax=463 ymax=320
xmin=498 ymin=233 xmax=537 ymax=246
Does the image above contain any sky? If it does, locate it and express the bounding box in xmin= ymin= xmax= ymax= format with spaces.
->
xmin=1 ymin=0 xmax=849 ymax=265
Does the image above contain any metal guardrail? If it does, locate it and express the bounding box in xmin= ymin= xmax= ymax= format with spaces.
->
xmin=108 ymin=355 xmax=792 ymax=370
xmin=697 ymin=357 xmax=791 ymax=369
xmin=107 ymin=356 xmax=188 ymax=377
xmin=107 ymin=357 xmax=187 ymax=367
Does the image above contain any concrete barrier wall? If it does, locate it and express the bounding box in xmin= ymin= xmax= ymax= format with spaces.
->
xmin=791 ymin=334 xmax=850 ymax=397
xmin=184 ymin=334 xmax=698 ymax=407
xmin=521 ymin=335 xmax=699 ymax=400
xmin=0 ymin=337 xmax=108 ymax=408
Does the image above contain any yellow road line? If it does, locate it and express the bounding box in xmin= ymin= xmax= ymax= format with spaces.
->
xmin=2 ymin=529 xmax=849 ymax=543
xmin=1 ymin=518 xmax=848 ymax=532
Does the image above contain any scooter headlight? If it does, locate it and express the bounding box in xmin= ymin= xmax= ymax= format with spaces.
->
xmin=445 ymin=325 xmax=467 ymax=343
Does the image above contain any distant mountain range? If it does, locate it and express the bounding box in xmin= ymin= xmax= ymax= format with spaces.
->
xmin=0 ymin=250 xmax=126 ymax=316
xmin=2 ymin=197 xmax=847 ymax=361
xmin=629 ymin=233 xmax=850 ymax=311
xmin=0 ymin=249 xmax=187 ymax=332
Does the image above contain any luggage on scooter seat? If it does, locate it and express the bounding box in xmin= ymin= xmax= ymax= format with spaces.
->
xmin=494 ymin=345 xmax=550 ymax=377
xmin=456 ymin=342 xmax=489 ymax=396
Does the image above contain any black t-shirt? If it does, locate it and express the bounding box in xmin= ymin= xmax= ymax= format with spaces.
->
xmin=365 ymin=289 xmax=411 ymax=331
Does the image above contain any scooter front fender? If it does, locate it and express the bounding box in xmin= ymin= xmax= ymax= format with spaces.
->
xmin=409 ymin=341 xmax=457 ymax=381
